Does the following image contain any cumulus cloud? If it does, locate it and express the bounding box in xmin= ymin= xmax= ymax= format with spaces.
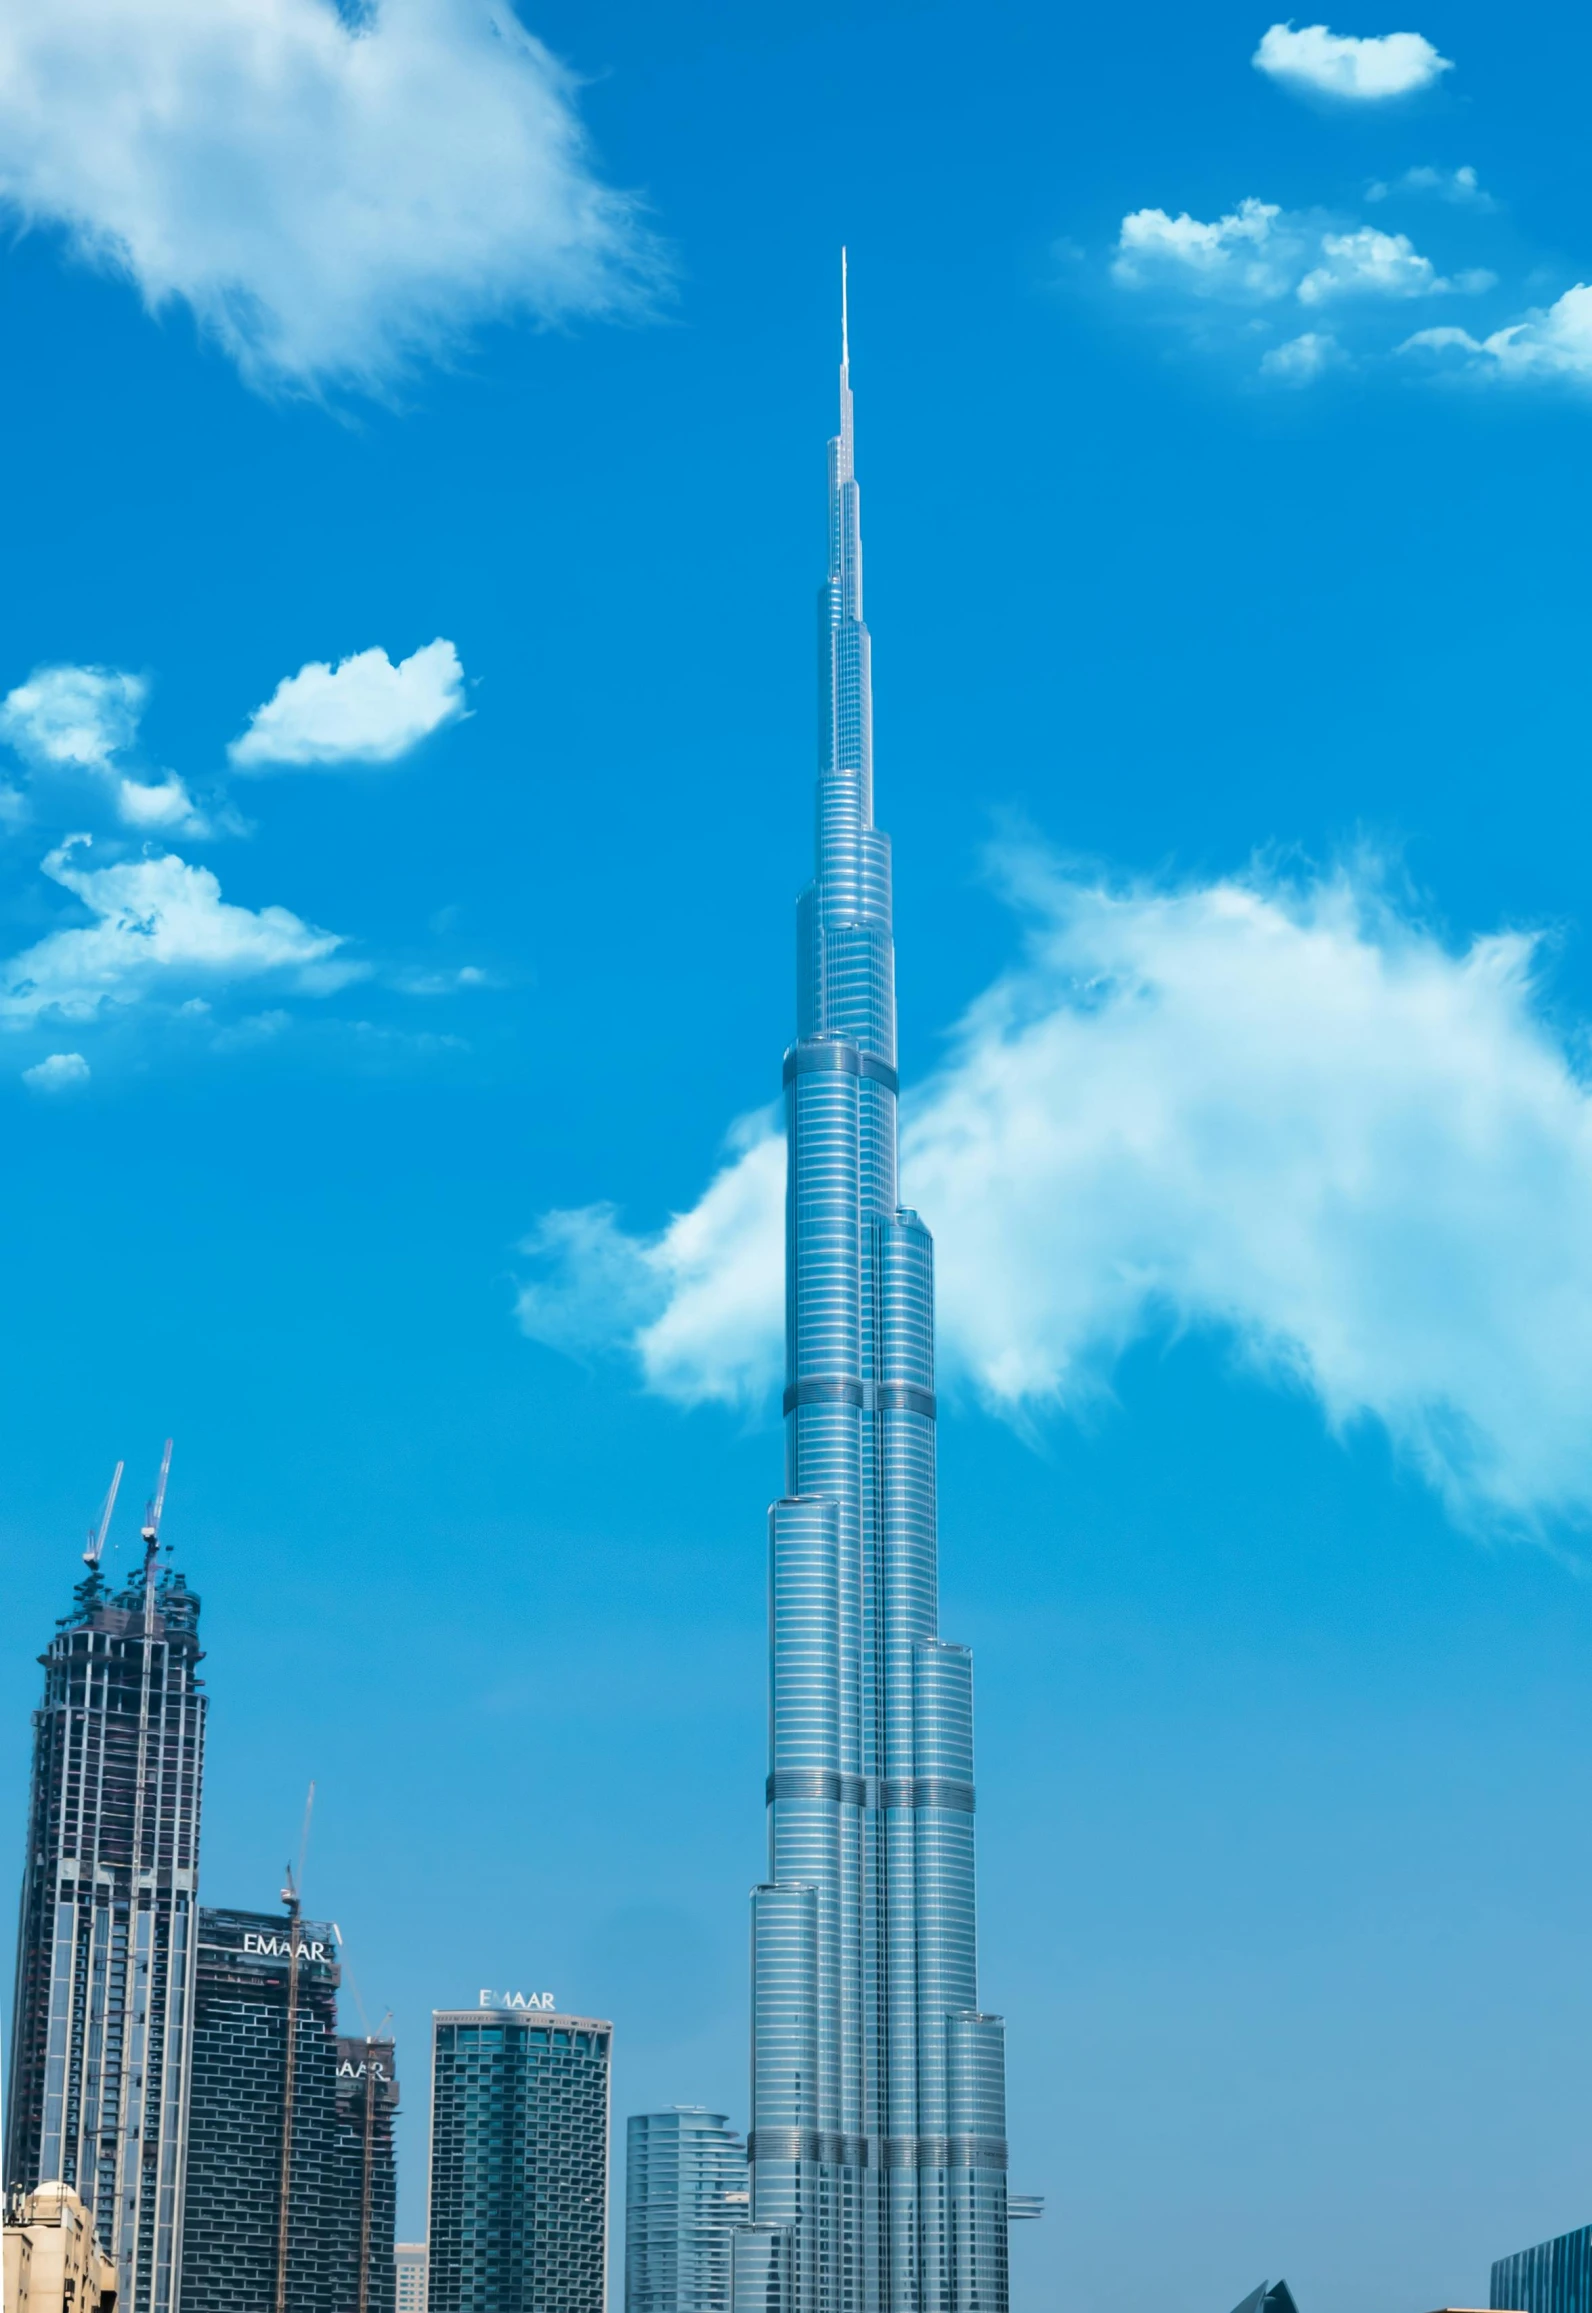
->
xmin=517 ymin=852 xmax=1592 ymax=1538
xmin=1298 ymin=225 xmax=1492 ymax=303
xmin=1113 ymin=203 xmax=1477 ymax=310
xmin=0 ymin=0 xmax=661 ymax=394
xmin=1113 ymin=200 xmax=1301 ymax=300
xmin=22 ymin=1050 xmax=90 ymax=1091
xmin=0 ymin=665 xmax=143 ymax=770
xmin=1260 ymin=330 xmax=1345 ymax=382
xmin=229 ymin=639 xmax=467 ymax=769
xmin=1402 ymin=285 xmax=1592 ymax=382
xmin=1368 ymin=163 xmax=1494 ymax=209
xmin=0 ymin=836 xmax=358 ymax=1024
xmin=0 ymin=663 xmax=208 ymax=830
xmin=1253 ymin=22 xmax=1454 ymax=101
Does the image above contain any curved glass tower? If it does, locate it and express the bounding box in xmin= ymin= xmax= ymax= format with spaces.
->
xmin=740 ymin=274 xmax=1010 ymax=2313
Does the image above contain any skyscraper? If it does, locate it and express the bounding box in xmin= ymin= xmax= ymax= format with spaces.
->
xmin=427 ymin=2001 xmax=612 ymax=2313
xmin=336 ymin=2034 xmax=400 ymax=2313
xmin=4 ymin=1466 xmax=205 ymax=2313
xmin=181 ymin=1904 xmax=368 ymax=2313
xmin=739 ymin=271 xmax=1015 ymax=2313
xmin=626 ymin=2107 xmax=749 ymax=2313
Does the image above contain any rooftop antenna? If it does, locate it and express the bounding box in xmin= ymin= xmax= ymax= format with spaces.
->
xmin=83 ymin=1462 xmax=124 ymax=1569
xmin=841 ymin=245 xmax=849 ymax=370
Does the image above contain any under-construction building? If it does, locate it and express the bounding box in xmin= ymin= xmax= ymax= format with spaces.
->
xmin=180 ymin=1906 xmax=397 ymax=2313
xmin=4 ymin=1465 xmax=205 ymax=2313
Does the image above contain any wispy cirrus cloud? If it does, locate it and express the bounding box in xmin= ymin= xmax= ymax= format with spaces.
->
xmin=517 ymin=849 xmax=1592 ymax=1540
xmin=0 ymin=664 xmax=210 ymax=832
xmin=0 ymin=836 xmax=359 ymax=1026
xmin=1368 ymin=164 xmax=1494 ymax=210
xmin=1253 ymin=21 xmax=1454 ymax=102
xmin=229 ymin=640 xmax=467 ymax=770
xmin=0 ymin=0 xmax=664 ymax=396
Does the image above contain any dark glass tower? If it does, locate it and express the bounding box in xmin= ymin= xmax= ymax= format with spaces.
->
xmin=427 ymin=2005 xmax=612 ymax=2313
xmin=181 ymin=1906 xmax=394 ymax=2313
xmin=4 ymin=1507 xmax=205 ymax=2313
xmin=739 ymin=274 xmax=1012 ymax=2313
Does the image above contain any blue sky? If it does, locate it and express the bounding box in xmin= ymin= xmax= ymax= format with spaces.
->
xmin=5 ymin=0 xmax=1592 ymax=2306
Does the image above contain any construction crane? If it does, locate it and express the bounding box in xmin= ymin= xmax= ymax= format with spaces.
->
xmin=82 ymin=1462 xmax=124 ymax=1569
xmin=274 ymin=1785 xmax=315 ymax=2313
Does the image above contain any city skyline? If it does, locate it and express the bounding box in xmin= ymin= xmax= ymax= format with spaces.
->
xmin=6 ymin=0 xmax=1592 ymax=2306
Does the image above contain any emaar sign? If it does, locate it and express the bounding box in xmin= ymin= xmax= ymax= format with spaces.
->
xmin=478 ymin=1988 xmax=555 ymax=2012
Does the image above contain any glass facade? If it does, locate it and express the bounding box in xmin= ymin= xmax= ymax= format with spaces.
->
xmin=181 ymin=1906 xmax=394 ymax=2313
xmin=738 ymin=286 xmax=1014 ymax=2313
xmin=626 ymin=2107 xmax=749 ymax=2313
xmin=4 ymin=1550 xmax=206 ymax=2313
xmin=427 ymin=2008 xmax=611 ymax=2313
xmin=1493 ymin=2223 xmax=1592 ymax=2313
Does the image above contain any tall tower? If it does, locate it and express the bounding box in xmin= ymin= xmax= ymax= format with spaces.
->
xmin=739 ymin=270 xmax=1011 ymax=2313
xmin=4 ymin=1470 xmax=206 ymax=2313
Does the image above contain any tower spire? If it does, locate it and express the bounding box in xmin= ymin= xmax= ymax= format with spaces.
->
xmin=841 ymin=245 xmax=849 ymax=372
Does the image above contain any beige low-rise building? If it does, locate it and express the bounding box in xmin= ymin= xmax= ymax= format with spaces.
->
xmin=3 ymin=2182 xmax=118 ymax=2313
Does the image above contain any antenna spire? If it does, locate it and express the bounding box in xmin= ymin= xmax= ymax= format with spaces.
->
xmin=841 ymin=246 xmax=849 ymax=370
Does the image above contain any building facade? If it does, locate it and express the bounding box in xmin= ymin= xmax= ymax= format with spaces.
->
xmin=626 ymin=2107 xmax=749 ymax=2313
xmin=427 ymin=2006 xmax=611 ymax=2313
xmin=738 ymin=279 xmax=1014 ymax=2313
xmin=337 ymin=2035 xmax=400 ymax=2313
xmin=1493 ymin=2222 xmax=1592 ymax=2313
xmin=394 ymin=2240 xmax=428 ymax=2313
xmin=4 ymin=1538 xmax=206 ymax=2313
xmin=3 ymin=2182 xmax=120 ymax=2313
xmin=180 ymin=1904 xmax=384 ymax=2313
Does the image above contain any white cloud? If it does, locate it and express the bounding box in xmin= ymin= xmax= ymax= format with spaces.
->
xmin=516 ymin=1111 xmax=787 ymax=1407
xmin=1253 ymin=22 xmax=1454 ymax=101
xmin=518 ymin=852 xmax=1592 ymax=1538
xmin=0 ymin=836 xmax=358 ymax=1023
xmin=1368 ymin=163 xmax=1493 ymax=209
xmin=1113 ymin=200 xmax=1301 ymax=301
xmin=1260 ymin=330 xmax=1345 ymax=382
xmin=229 ymin=639 xmax=467 ymax=769
xmin=0 ymin=0 xmax=661 ymax=394
xmin=1297 ymin=225 xmax=1491 ymax=303
xmin=1113 ymin=204 xmax=1476 ymax=318
xmin=1402 ymin=285 xmax=1592 ymax=382
xmin=22 ymin=1050 xmax=89 ymax=1091
xmin=0 ymin=666 xmax=144 ymax=770
xmin=0 ymin=663 xmax=210 ymax=830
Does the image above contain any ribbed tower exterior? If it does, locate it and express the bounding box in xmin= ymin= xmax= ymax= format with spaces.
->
xmin=738 ymin=283 xmax=1009 ymax=2313
xmin=5 ymin=1545 xmax=206 ymax=2313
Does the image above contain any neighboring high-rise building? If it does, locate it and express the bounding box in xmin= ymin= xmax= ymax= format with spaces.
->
xmin=394 ymin=2240 xmax=428 ymax=2313
xmin=3 ymin=2182 xmax=120 ymax=2313
xmin=4 ymin=1469 xmax=205 ymax=2313
xmin=427 ymin=2002 xmax=612 ymax=2313
xmin=738 ymin=270 xmax=1021 ymax=2313
xmin=181 ymin=1905 xmax=391 ymax=2313
xmin=626 ymin=2107 xmax=749 ymax=2313
xmin=337 ymin=2035 xmax=400 ymax=2313
xmin=1493 ymin=2221 xmax=1592 ymax=2313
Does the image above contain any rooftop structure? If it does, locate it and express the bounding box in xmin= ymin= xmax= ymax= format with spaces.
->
xmin=3 ymin=2181 xmax=120 ymax=2313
